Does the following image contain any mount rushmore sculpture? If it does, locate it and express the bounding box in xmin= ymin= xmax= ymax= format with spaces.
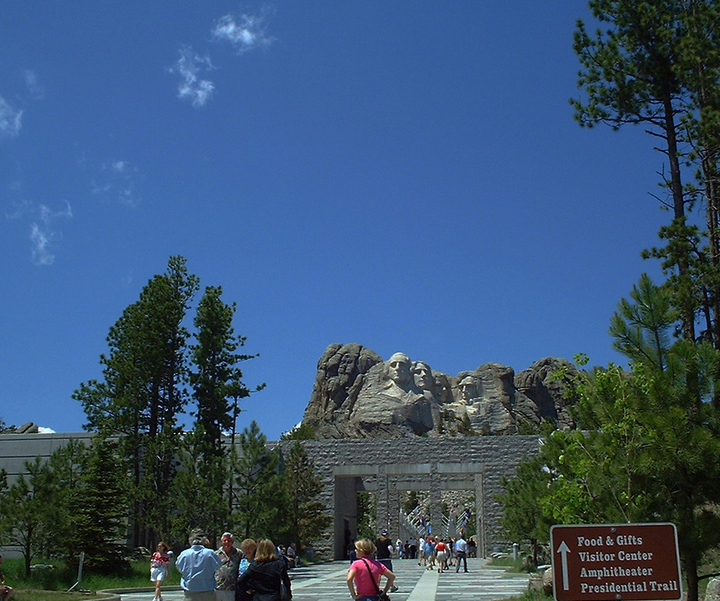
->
xmin=301 ymin=343 xmax=579 ymax=438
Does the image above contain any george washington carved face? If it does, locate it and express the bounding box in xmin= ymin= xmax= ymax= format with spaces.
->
xmin=386 ymin=352 xmax=412 ymax=386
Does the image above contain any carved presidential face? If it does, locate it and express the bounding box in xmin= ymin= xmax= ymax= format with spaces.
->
xmin=459 ymin=377 xmax=476 ymax=401
xmin=413 ymin=362 xmax=433 ymax=390
xmin=387 ymin=352 xmax=411 ymax=385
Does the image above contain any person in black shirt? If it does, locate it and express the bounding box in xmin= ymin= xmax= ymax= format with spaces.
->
xmin=375 ymin=530 xmax=399 ymax=592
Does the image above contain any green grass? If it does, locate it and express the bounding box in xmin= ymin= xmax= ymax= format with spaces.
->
xmin=487 ymin=555 xmax=538 ymax=573
xmin=499 ymin=587 xmax=553 ymax=601
xmin=2 ymin=556 xmax=181 ymax=600
xmin=13 ymin=591 xmax=115 ymax=601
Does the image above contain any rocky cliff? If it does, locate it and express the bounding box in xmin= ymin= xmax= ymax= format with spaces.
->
xmin=301 ymin=343 xmax=579 ymax=438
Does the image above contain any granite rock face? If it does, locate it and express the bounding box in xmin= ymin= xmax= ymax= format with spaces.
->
xmin=301 ymin=343 xmax=579 ymax=438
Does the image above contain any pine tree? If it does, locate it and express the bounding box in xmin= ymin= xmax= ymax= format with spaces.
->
xmin=65 ymin=438 xmax=130 ymax=573
xmin=191 ymin=286 xmax=250 ymax=459
xmin=73 ymin=255 xmax=199 ymax=547
xmin=231 ymin=421 xmax=284 ymax=539
xmin=280 ymin=442 xmax=331 ymax=555
xmin=498 ymin=453 xmax=553 ymax=566
xmin=0 ymin=458 xmax=59 ymax=576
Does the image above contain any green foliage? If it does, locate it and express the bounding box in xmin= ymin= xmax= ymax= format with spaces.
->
xmin=280 ymin=423 xmax=317 ymax=440
xmin=73 ymin=256 xmax=267 ymax=551
xmin=573 ymin=1 xmax=720 ymax=348
xmin=356 ymin=491 xmax=376 ymax=541
xmin=572 ymin=7 xmax=720 ymax=593
xmin=183 ymin=285 xmax=260 ymax=545
xmin=0 ymin=458 xmax=61 ymax=576
xmin=191 ymin=285 xmax=254 ymax=460
xmin=498 ymin=454 xmax=553 ymax=566
xmin=499 ymin=276 xmax=720 ymax=601
xmin=278 ymin=442 xmax=331 ymax=553
xmin=64 ymin=438 xmax=130 ymax=573
xmin=73 ymin=255 xmax=200 ymax=547
xmin=0 ymin=556 xmax=180 ymax=598
xmin=231 ymin=420 xmax=285 ymax=539
xmin=170 ymin=429 xmax=230 ymax=547
xmin=403 ymin=490 xmax=422 ymax=515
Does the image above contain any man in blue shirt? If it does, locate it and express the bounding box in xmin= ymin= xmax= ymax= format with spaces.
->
xmin=176 ymin=529 xmax=222 ymax=600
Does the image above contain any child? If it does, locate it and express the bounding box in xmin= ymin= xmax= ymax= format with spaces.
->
xmin=150 ymin=542 xmax=172 ymax=601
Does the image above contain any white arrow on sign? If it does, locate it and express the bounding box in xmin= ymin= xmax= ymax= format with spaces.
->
xmin=557 ymin=541 xmax=571 ymax=590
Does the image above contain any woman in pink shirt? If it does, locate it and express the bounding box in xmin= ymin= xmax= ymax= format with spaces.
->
xmin=347 ymin=539 xmax=396 ymax=601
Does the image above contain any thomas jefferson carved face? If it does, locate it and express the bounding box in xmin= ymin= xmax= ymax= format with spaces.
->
xmin=386 ymin=352 xmax=412 ymax=385
xmin=413 ymin=361 xmax=433 ymax=390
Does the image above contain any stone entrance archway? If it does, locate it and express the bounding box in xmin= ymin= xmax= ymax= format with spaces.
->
xmin=279 ymin=435 xmax=541 ymax=560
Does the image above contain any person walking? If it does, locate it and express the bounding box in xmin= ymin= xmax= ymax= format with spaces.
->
xmin=347 ymin=539 xmax=396 ymax=601
xmin=455 ymin=533 xmax=469 ymax=573
xmin=150 ymin=542 xmax=172 ymax=601
xmin=435 ymin=539 xmax=448 ymax=572
xmin=176 ymin=529 xmax=222 ymax=601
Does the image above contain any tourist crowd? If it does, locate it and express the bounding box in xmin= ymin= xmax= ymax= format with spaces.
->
xmin=147 ymin=526 xmax=476 ymax=601
xmin=150 ymin=529 xmax=296 ymax=601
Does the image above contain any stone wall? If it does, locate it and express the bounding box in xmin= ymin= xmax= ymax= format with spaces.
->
xmin=0 ymin=432 xmax=94 ymax=483
xmin=278 ymin=435 xmax=541 ymax=560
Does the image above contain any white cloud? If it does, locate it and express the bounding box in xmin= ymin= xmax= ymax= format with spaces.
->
xmin=26 ymin=200 xmax=73 ymax=266
xmin=212 ymin=7 xmax=275 ymax=53
xmin=24 ymin=70 xmax=45 ymax=100
xmin=0 ymin=95 xmax=23 ymax=138
xmin=30 ymin=222 xmax=54 ymax=265
xmin=91 ymin=159 xmax=141 ymax=206
xmin=168 ymin=46 xmax=216 ymax=108
xmin=38 ymin=427 xmax=56 ymax=434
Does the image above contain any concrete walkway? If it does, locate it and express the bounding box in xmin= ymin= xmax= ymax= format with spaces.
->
xmin=117 ymin=558 xmax=530 ymax=601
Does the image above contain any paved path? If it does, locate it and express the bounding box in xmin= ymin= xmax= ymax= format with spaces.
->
xmin=118 ymin=558 xmax=530 ymax=601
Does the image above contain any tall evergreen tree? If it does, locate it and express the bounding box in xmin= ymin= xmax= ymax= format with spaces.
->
xmin=65 ymin=438 xmax=130 ymax=573
xmin=190 ymin=286 xmax=250 ymax=460
xmin=231 ymin=421 xmax=284 ymax=539
xmin=508 ymin=278 xmax=720 ymax=601
xmin=279 ymin=442 xmax=331 ymax=555
xmin=188 ymin=285 xmax=262 ymax=534
xmin=43 ymin=439 xmax=89 ymax=563
xmin=73 ymin=255 xmax=200 ymax=546
xmin=572 ymin=0 xmax=696 ymax=338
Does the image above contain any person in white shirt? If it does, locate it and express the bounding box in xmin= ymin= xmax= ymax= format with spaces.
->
xmin=454 ymin=534 xmax=468 ymax=573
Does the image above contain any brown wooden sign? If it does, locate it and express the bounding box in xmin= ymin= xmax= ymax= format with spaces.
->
xmin=550 ymin=523 xmax=682 ymax=601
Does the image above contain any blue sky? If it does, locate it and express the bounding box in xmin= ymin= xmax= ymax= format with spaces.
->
xmin=1 ymin=2 xmax=670 ymax=439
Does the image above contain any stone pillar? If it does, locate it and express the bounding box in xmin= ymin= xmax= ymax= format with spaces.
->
xmin=376 ymin=465 xmax=389 ymax=535
xmin=475 ymin=472 xmax=486 ymax=557
xmin=428 ymin=463 xmax=441 ymax=536
xmin=388 ymin=475 xmax=400 ymax=542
